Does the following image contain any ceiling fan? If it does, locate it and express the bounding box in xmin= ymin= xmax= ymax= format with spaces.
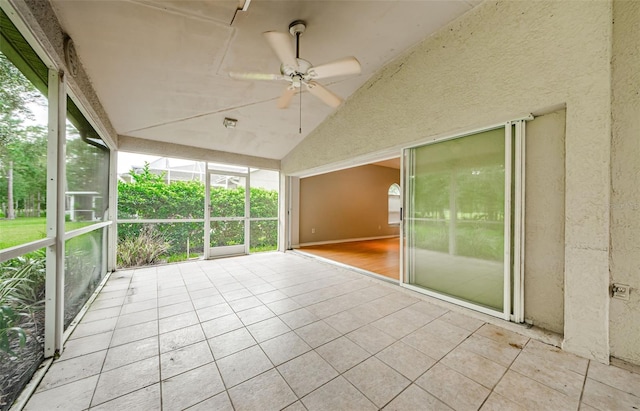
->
xmin=229 ymin=20 xmax=361 ymax=110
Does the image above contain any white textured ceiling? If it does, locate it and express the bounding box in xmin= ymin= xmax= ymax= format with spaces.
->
xmin=50 ymin=0 xmax=478 ymax=161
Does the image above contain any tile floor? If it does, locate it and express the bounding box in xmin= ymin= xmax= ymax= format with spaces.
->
xmin=23 ymin=252 xmax=640 ymax=411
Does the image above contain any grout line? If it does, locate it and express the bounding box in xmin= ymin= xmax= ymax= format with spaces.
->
xmin=232 ymin=276 xmax=300 ymax=403
xmin=387 ymin=316 xmax=478 ymax=410
xmin=205 ymin=258 xmax=373 ymax=408
xmin=189 ymin=263 xmax=237 ymax=411
xmin=85 ymin=382 xmax=159 ymax=409
xmin=577 ymin=360 xmax=592 ymax=410
xmin=155 ymin=266 xmax=164 ymax=410
xmin=464 ymin=330 xmax=529 ymax=409
xmin=86 ymin=268 xmax=134 ymax=409
xmin=35 ymin=254 xmax=598 ymax=411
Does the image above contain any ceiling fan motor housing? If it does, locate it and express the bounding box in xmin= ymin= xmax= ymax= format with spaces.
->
xmin=281 ymin=58 xmax=313 ymax=86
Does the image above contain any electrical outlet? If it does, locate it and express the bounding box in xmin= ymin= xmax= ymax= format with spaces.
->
xmin=611 ymin=283 xmax=630 ymax=301
xmin=311 ymin=228 xmax=315 ymax=234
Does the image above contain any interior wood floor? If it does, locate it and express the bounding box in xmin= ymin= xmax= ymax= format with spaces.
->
xmin=299 ymin=237 xmax=400 ymax=281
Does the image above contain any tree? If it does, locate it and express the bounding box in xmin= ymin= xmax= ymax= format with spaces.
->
xmin=0 ymin=54 xmax=41 ymax=145
xmin=1 ymin=127 xmax=47 ymax=215
xmin=0 ymin=52 xmax=48 ymax=218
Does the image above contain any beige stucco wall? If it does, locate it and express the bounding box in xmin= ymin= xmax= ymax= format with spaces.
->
xmin=283 ymin=1 xmax=613 ymax=361
xmin=524 ymin=110 xmax=566 ymax=334
xmin=610 ymin=0 xmax=640 ymax=365
xmin=299 ymin=165 xmax=400 ymax=244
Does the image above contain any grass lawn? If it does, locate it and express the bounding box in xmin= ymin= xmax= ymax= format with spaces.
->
xmin=0 ymin=217 xmax=95 ymax=249
xmin=4 ymin=218 xmax=278 ymax=267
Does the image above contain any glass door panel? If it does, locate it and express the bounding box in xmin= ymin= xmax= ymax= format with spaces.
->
xmin=404 ymin=127 xmax=506 ymax=313
xmin=208 ymin=172 xmax=247 ymax=257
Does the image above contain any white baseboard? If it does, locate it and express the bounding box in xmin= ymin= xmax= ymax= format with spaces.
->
xmin=296 ymin=235 xmax=399 ymax=248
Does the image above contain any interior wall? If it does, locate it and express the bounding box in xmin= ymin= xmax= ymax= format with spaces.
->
xmin=282 ymin=1 xmax=613 ymax=361
xmin=524 ymin=110 xmax=566 ymax=334
xmin=610 ymin=0 xmax=640 ymax=365
xmin=298 ymin=165 xmax=400 ymax=245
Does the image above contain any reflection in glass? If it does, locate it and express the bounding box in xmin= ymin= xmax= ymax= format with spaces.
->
xmin=406 ymin=128 xmax=505 ymax=311
xmin=65 ymin=98 xmax=109 ymax=230
xmin=64 ymin=229 xmax=105 ymax=329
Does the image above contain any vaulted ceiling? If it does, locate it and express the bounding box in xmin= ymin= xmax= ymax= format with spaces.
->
xmin=50 ymin=0 xmax=479 ymax=161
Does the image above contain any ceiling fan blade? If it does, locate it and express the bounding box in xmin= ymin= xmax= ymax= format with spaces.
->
xmin=278 ymin=86 xmax=297 ymax=109
xmin=305 ymin=81 xmax=343 ymax=108
xmin=309 ymin=57 xmax=361 ymax=79
xmin=263 ymin=31 xmax=298 ymax=69
xmin=229 ymin=72 xmax=285 ymax=81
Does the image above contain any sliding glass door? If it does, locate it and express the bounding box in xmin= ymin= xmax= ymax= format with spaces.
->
xmin=403 ymin=122 xmax=525 ymax=320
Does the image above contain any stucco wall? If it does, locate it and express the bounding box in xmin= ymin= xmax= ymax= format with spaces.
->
xmin=610 ymin=0 xmax=640 ymax=365
xmin=524 ymin=110 xmax=566 ymax=334
xmin=299 ymin=165 xmax=400 ymax=244
xmin=283 ymin=1 xmax=613 ymax=361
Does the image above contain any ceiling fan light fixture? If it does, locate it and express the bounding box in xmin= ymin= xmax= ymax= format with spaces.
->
xmin=223 ymin=117 xmax=238 ymax=129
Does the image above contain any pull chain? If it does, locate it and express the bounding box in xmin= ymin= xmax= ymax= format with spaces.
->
xmin=299 ymin=87 xmax=302 ymax=134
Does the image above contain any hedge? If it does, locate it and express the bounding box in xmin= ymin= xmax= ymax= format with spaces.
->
xmin=117 ymin=165 xmax=278 ymax=258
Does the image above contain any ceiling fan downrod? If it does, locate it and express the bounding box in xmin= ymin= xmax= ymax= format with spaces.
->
xmin=289 ymin=20 xmax=306 ymax=60
xmin=289 ymin=20 xmax=306 ymax=134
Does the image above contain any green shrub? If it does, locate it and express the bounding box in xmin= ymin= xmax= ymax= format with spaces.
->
xmin=250 ymin=219 xmax=278 ymax=251
xmin=0 ymin=250 xmax=45 ymax=355
xmin=0 ymin=306 xmax=26 ymax=355
xmin=117 ymin=225 xmax=171 ymax=268
xmin=117 ymin=164 xmax=279 ymax=258
xmin=0 ymin=250 xmax=45 ymax=311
